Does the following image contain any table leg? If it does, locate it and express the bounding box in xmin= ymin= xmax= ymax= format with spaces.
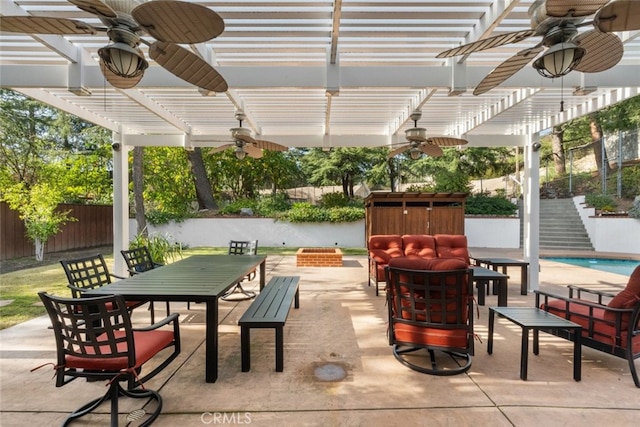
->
xmin=533 ymin=328 xmax=539 ymax=355
xmin=260 ymin=260 xmax=266 ymax=290
xmin=476 ymin=281 xmax=486 ymax=306
xmin=573 ymin=327 xmax=582 ymax=381
xmin=205 ymin=299 xmax=219 ymax=383
xmin=520 ymin=327 xmax=529 ymax=380
xmin=497 ymin=278 xmax=508 ymax=307
xmin=487 ymin=309 xmax=495 ymax=354
xmin=521 ymin=265 xmax=528 ymax=295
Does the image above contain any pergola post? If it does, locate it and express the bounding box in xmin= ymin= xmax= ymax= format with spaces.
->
xmin=523 ymin=134 xmax=541 ymax=293
xmin=112 ymin=130 xmax=129 ymax=277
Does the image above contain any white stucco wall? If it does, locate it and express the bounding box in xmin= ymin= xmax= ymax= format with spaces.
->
xmin=132 ymin=218 xmax=367 ymax=248
xmin=464 ymin=217 xmax=520 ymax=248
xmin=130 ymin=217 xmax=522 ymax=249
xmin=573 ymin=195 xmax=640 ymax=254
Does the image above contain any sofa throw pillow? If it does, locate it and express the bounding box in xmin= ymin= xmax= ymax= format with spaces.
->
xmin=607 ymin=265 xmax=640 ymax=310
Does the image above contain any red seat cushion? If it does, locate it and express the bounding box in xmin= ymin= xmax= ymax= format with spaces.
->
xmin=65 ymin=330 xmax=175 ymax=371
xmin=433 ymin=234 xmax=470 ymax=265
xmin=544 ymin=299 xmax=640 ymax=353
xmin=402 ymin=234 xmax=437 ymax=259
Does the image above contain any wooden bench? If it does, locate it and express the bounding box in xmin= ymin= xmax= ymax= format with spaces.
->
xmin=238 ymin=276 xmax=300 ymax=372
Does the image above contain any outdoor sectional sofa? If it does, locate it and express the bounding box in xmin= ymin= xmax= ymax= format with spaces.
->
xmin=368 ymin=234 xmax=471 ymax=296
xmin=535 ymin=264 xmax=640 ymax=388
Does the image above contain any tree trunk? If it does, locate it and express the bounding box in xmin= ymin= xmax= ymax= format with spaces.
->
xmin=132 ymin=147 xmax=147 ymax=237
xmin=34 ymin=237 xmax=44 ymax=261
xmin=551 ymin=125 xmax=566 ymax=175
xmin=186 ymin=148 xmax=218 ymax=210
xmin=589 ymin=113 xmax=611 ymax=175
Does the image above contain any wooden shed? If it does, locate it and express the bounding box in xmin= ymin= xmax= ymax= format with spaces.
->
xmin=364 ymin=192 xmax=467 ymax=240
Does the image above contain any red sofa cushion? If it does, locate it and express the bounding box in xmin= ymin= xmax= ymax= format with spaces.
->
xmin=402 ymin=234 xmax=437 ymax=259
xmin=433 ymin=234 xmax=471 ymax=265
xmin=368 ymin=235 xmax=404 ymax=265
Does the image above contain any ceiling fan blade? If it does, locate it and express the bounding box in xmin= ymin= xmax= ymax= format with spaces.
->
xmin=100 ymin=60 xmax=143 ymax=89
xmin=254 ymin=140 xmax=288 ymax=152
xmin=436 ymin=30 xmax=535 ymax=58
xmin=211 ymin=143 xmax=234 ymax=153
xmin=419 ymin=143 xmax=444 ymax=157
xmin=149 ymin=42 xmax=228 ymax=92
xmin=231 ymin=130 xmax=256 ymax=145
xmin=69 ymin=0 xmax=117 ymax=18
xmin=428 ymin=137 xmax=468 ymax=147
xmin=473 ymin=46 xmax=543 ymax=95
xmin=0 ymin=16 xmax=97 ymax=35
xmin=545 ymin=0 xmax=609 ymax=18
xmin=132 ymin=1 xmax=225 ymax=44
xmin=244 ymin=144 xmax=263 ymax=159
xmin=387 ymin=145 xmax=411 ymax=159
xmin=595 ymin=0 xmax=640 ymax=32
xmin=573 ymin=31 xmax=623 ymax=73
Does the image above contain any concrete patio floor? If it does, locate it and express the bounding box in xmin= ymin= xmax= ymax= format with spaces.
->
xmin=1 ymin=249 xmax=639 ymax=426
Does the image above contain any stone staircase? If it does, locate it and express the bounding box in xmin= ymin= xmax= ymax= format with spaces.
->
xmin=521 ymin=199 xmax=594 ymax=250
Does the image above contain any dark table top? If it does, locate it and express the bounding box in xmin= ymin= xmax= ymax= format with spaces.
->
xmin=472 ymin=257 xmax=529 ymax=266
xmin=472 ymin=266 xmax=508 ymax=279
xmin=85 ymin=254 xmax=267 ymax=302
xmin=490 ymin=307 xmax=580 ymax=328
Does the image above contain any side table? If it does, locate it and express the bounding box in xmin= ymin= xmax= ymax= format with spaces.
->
xmin=472 ymin=257 xmax=529 ymax=295
xmin=488 ymin=306 xmax=582 ymax=381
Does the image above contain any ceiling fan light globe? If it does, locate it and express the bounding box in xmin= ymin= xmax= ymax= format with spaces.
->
xmin=234 ymin=146 xmax=247 ymax=160
xmin=98 ymin=43 xmax=148 ymax=78
xmin=533 ymin=42 xmax=585 ymax=78
xmin=405 ymin=127 xmax=427 ymax=142
xmin=409 ymin=147 xmax=422 ymax=160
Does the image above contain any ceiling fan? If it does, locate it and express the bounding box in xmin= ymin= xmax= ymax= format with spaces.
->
xmin=0 ymin=0 xmax=228 ymax=92
xmin=211 ymin=111 xmax=288 ymax=160
xmin=436 ymin=0 xmax=640 ymax=95
xmin=387 ymin=110 xmax=468 ymax=160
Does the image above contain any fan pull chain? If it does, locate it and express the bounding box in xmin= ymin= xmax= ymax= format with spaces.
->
xmin=560 ymin=76 xmax=564 ymax=113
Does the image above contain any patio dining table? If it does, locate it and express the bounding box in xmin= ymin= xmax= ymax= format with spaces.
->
xmin=85 ymin=254 xmax=267 ymax=383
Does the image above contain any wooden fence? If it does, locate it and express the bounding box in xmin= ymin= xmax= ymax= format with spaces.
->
xmin=0 ymin=202 xmax=113 ymax=261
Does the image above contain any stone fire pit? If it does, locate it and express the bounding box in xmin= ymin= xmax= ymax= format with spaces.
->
xmin=296 ymin=248 xmax=343 ymax=267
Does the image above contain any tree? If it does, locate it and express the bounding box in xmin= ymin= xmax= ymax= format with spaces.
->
xmin=186 ymin=147 xmax=218 ymax=210
xmin=132 ymin=146 xmax=147 ymax=236
xmin=551 ymin=125 xmax=566 ymax=175
xmin=299 ymin=147 xmax=387 ymax=197
xmin=1 ymin=182 xmax=76 ymax=261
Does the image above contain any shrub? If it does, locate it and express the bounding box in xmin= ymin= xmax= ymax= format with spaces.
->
xmin=130 ymin=231 xmax=184 ymax=264
xmin=585 ymin=193 xmax=618 ymax=211
xmin=256 ymin=193 xmax=291 ymax=216
xmin=629 ymin=196 xmax=640 ymax=219
xmin=319 ymin=192 xmax=350 ymax=208
xmin=146 ymin=209 xmax=188 ymax=225
xmin=465 ymin=194 xmax=518 ymax=216
xmin=219 ymin=198 xmax=258 ymax=215
xmin=283 ymin=202 xmax=364 ymax=223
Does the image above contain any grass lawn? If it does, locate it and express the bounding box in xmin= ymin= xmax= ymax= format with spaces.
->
xmin=0 ymin=246 xmax=367 ymax=330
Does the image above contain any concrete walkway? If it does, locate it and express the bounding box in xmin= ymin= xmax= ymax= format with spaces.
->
xmin=1 ymin=250 xmax=639 ymax=426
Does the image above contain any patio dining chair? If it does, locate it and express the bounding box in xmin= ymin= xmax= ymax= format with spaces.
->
xmin=60 ymin=253 xmax=150 ymax=322
xmin=37 ymin=292 xmax=180 ymax=426
xmin=221 ymin=240 xmax=258 ymax=301
xmin=121 ymin=246 xmax=172 ymax=314
xmin=385 ymin=256 xmax=475 ymax=375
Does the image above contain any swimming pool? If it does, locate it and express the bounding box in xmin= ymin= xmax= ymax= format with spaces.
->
xmin=543 ymin=257 xmax=640 ymax=276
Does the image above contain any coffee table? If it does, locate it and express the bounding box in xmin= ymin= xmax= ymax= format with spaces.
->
xmin=472 ymin=257 xmax=529 ymax=295
xmin=488 ymin=306 xmax=582 ymax=381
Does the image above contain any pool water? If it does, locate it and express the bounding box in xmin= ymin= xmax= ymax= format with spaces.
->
xmin=544 ymin=257 xmax=640 ymax=276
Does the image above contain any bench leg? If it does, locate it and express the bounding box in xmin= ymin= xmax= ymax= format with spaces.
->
xmin=241 ymin=326 xmax=251 ymax=372
xmin=275 ymin=326 xmax=284 ymax=372
xmin=294 ymin=288 xmax=300 ymax=309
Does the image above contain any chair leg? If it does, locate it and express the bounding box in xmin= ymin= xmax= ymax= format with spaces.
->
xmin=64 ymin=382 xmax=162 ymax=427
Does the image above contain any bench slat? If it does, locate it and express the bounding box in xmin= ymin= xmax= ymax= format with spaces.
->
xmin=239 ymin=276 xmax=299 ymax=326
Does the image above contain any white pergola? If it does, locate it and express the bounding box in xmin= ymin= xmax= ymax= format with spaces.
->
xmin=2 ymin=0 xmax=639 ymax=286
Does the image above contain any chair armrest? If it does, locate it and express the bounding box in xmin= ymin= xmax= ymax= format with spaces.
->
xmin=134 ymin=312 xmax=180 ymax=332
xmin=110 ymin=273 xmax=127 ymax=280
xmin=566 ymin=284 xmax=617 ymax=303
xmin=534 ymin=289 xmax=609 ymax=310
